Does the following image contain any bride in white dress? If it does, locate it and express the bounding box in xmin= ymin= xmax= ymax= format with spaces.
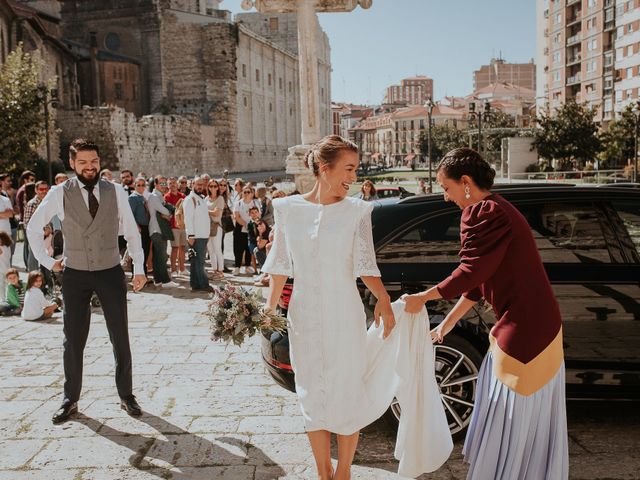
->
xmin=262 ymin=135 xmax=396 ymax=479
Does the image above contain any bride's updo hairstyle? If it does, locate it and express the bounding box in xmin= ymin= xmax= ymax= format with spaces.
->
xmin=304 ymin=135 xmax=358 ymax=177
xmin=436 ymin=147 xmax=496 ymax=190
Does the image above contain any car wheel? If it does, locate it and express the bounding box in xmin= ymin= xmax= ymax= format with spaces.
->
xmin=387 ymin=333 xmax=483 ymax=440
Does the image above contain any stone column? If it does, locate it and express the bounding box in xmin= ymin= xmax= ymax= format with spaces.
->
xmin=285 ymin=0 xmax=320 ymax=193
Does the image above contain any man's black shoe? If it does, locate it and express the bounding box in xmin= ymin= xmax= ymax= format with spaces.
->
xmin=52 ymin=401 xmax=78 ymax=424
xmin=120 ymin=395 xmax=142 ymax=416
xmin=191 ymin=286 xmax=214 ymax=293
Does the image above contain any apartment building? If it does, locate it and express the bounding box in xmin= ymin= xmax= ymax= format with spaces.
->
xmin=614 ymin=0 xmax=640 ymax=113
xmin=473 ymin=58 xmax=536 ymax=91
xmin=384 ymin=76 xmax=434 ymax=106
xmin=538 ymin=0 xmax=639 ymax=123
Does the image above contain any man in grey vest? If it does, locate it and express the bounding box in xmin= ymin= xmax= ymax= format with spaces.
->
xmin=27 ymin=138 xmax=147 ymax=424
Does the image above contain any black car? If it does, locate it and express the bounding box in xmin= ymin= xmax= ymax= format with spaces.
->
xmin=352 ymin=186 xmax=415 ymax=200
xmin=262 ymin=184 xmax=640 ymax=438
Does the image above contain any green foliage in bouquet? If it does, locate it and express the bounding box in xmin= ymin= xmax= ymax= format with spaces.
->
xmin=208 ymin=283 xmax=287 ymax=346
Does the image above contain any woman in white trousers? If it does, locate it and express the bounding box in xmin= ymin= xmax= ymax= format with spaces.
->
xmin=206 ymin=179 xmax=226 ymax=279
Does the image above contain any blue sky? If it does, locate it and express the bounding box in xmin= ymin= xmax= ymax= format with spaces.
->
xmin=222 ymin=0 xmax=536 ymax=104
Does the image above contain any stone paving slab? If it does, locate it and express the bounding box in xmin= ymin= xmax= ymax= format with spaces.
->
xmin=0 ymin=263 xmax=638 ymax=479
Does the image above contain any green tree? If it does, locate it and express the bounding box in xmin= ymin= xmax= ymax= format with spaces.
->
xmin=0 ymin=44 xmax=48 ymax=175
xmin=418 ymin=123 xmax=467 ymax=165
xmin=598 ymin=104 xmax=636 ymax=169
xmin=532 ymin=99 xmax=601 ymax=170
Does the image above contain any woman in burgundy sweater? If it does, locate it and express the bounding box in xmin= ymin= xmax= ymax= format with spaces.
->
xmin=404 ymin=148 xmax=568 ymax=480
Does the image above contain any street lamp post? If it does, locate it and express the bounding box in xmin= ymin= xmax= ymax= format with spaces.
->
xmin=424 ymin=97 xmax=435 ymax=191
xmin=468 ymin=100 xmax=491 ymax=155
xmin=37 ymin=85 xmax=59 ymax=185
xmin=633 ymin=100 xmax=640 ymax=183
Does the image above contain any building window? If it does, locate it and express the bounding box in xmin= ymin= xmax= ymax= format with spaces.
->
xmin=269 ymin=103 xmax=272 ymax=112
xmin=288 ymin=81 xmax=292 ymax=92
xmin=628 ymin=45 xmax=634 ymax=57
xmin=290 ymin=106 xmax=293 ymax=116
xmin=114 ymin=83 xmax=123 ymax=100
xmin=553 ymin=52 xmax=560 ymax=63
xmin=243 ymin=96 xmax=248 ymax=107
xmin=256 ymin=69 xmax=260 ymax=82
xmin=269 ymin=17 xmax=279 ymax=31
xmin=555 ymin=13 xmax=561 ymax=24
xmin=104 ymin=32 xmax=121 ymax=52
xmin=588 ymin=38 xmax=598 ymax=51
xmin=242 ymin=64 xmax=246 ymax=78
xmin=628 ymin=23 xmax=634 ymax=34
xmin=627 ymin=67 xmax=633 ymax=78
xmin=268 ymin=73 xmax=272 ymax=86
xmin=279 ymin=77 xmax=282 ymax=89
xmin=132 ymin=84 xmax=138 ymax=100
xmin=604 ymin=98 xmax=613 ymax=112
xmin=588 ymin=0 xmax=596 ymax=9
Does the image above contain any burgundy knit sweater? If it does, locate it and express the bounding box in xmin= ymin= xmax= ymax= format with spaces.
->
xmin=437 ymin=193 xmax=563 ymax=396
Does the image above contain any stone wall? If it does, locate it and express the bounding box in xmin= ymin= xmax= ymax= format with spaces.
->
xmin=57 ymin=106 xmax=206 ymax=176
xmin=159 ymin=11 xmax=239 ymax=172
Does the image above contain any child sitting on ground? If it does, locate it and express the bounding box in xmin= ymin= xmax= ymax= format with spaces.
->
xmin=21 ymin=271 xmax=58 ymax=321
xmin=0 ymin=268 xmax=25 ymax=316
xmin=0 ymin=232 xmax=11 ymax=304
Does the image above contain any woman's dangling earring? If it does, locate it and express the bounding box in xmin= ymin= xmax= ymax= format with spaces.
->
xmin=464 ymin=185 xmax=471 ymax=200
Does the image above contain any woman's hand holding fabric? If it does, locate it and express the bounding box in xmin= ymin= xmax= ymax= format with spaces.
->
xmin=374 ymin=295 xmax=396 ymax=339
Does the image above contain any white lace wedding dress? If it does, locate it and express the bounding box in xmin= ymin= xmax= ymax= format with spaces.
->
xmin=262 ymin=195 xmax=452 ymax=477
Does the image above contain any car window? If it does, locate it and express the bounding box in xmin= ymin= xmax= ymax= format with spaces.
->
xmin=612 ymin=202 xmax=640 ymax=262
xmin=517 ymin=202 xmax=619 ymax=264
xmin=376 ymin=211 xmax=461 ymax=263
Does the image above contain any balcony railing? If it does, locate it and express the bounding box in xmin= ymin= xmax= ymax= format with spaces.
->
xmin=567 ymin=33 xmax=582 ymax=46
xmin=567 ymin=0 xmax=580 ymax=5
xmin=567 ymin=13 xmax=582 ymax=25
xmin=567 ymin=73 xmax=581 ymax=85
xmin=567 ymin=54 xmax=582 ymax=66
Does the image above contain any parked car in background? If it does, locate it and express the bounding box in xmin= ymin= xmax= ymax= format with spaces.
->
xmin=363 ymin=186 xmax=415 ymax=199
xmin=262 ymin=185 xmax=640 ymax=439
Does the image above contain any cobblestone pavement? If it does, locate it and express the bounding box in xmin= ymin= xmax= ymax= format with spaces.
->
xmin=1 ymin=268 xmax=639 ymax=479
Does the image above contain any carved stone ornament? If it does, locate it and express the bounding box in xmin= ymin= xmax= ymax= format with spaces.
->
xmin=242 ymin=0 xmax=372 ymax=13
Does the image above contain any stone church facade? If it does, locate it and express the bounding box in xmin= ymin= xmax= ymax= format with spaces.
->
xmin=9 ymin=0 xmax=332 ymax=175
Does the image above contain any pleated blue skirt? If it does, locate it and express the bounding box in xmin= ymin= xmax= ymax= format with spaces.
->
xmin=462 ymin=353 xmax=569 ymax=480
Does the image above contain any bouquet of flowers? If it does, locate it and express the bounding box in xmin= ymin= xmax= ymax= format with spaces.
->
xmin=208 ymin=283 xmax=287 ymax=346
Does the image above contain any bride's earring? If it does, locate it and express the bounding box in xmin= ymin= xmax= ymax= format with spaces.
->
xmin=464 ymin=185 xmax=471 ymax=200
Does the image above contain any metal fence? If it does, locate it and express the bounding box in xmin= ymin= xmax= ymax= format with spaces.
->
xmin=506 ymin=169 xmax=630 ymax=184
